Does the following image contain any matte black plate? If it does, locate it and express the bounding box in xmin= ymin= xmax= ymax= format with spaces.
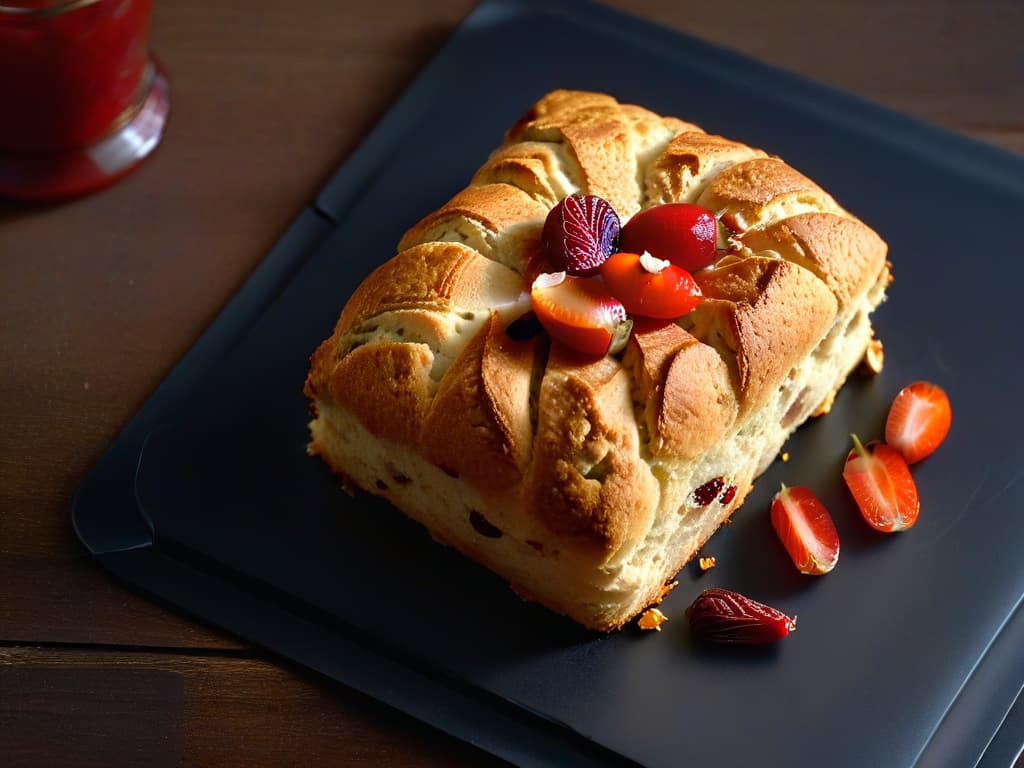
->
xmin=74 ymin=1 xmax=1024 ymax=765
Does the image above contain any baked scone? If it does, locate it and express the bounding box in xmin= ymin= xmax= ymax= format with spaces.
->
xmin=305 ymin=90 xmax=889 ymax=631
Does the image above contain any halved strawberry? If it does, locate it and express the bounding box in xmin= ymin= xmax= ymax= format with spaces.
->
xmin=885 ymin=381 xmax=952 ymax=464
xmin=843 ymin=435 xmax=920 ymax=532
xmin=770 ymin=484 xmax=840 ymax=575
xmin=530 ymin=272 xmax=631 ymax=357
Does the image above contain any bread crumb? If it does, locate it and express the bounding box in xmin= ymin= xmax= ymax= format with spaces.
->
xmin=781 ymin=451 xmax=790 ymax=463
xmin=655 ymin=580 xmax=678 ymax=604
xmin=811 ymin=389 xmax=836 ymax=417
xmin=699 ymin=556 xmax=716 ymax=571
xmin=638 ymin=608 xmax=668 ymax=631
xmin=859 ymin=338 xmax=885 ymax=376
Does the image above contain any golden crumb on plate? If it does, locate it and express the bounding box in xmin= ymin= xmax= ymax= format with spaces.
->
xmin=698 ymin=556 xmax=716 ymax=571
xmin=781 ymin=451 xmax=790 ymax=463
xmin=859 ymin=337 xmax=885 ymax=375
xmin=638 ymin=608 xmax=668 ymax=631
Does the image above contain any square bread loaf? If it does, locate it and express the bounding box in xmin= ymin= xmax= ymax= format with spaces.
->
xmin=305 ymin=90 xmax=889 ymax=631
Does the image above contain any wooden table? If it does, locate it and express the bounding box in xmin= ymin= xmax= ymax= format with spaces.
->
xmin=2 ymin=1 xmax=1021 ymax=764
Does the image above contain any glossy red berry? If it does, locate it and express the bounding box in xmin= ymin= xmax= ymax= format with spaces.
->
xmin=619 ymin=203 xmax=719 ymax=272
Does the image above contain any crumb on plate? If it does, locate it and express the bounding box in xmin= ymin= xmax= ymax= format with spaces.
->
xmin=638 ymin=607 xmax=668 ymax=631
xmin=859 ymin=338 xmax=885 ymax=376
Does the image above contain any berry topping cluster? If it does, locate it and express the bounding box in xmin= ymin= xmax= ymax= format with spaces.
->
xmin=527 ymin=194 xmax=724 ymax=356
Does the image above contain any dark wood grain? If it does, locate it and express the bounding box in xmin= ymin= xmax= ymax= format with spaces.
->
xmin=0 ymin=646 xmax=494 ymax=768
xmin=1 ymin=0 xmax=1021 ymax=765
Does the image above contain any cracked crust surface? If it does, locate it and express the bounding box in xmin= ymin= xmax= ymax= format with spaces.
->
xmin=305 ymin=89 xmax=890 ymax=631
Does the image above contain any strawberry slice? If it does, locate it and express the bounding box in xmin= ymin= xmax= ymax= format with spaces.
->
xmin=770 ymin=484 xmax=840 ymax=575
xmin=885 ymin=381 xmax=952 ymax=464
xmin=843 ymin=435 xmax=920 ymax=532
xmin=530 ymin=272 xmax=631 ymax=357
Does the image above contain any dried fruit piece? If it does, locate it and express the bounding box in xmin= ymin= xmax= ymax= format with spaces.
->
xmin=619 ymin=203 xmax=719 ymax=272
xmin=638 ymin=607 xmax=668 ymax=631
xmin=719 ymin=484 xmax=737 ymax=505
xmin=469 ymin=509 xmax=502 ymax=538
xmin=598 ymin=250 xmax=703 ymax=320
xmin=843 ymin=434 xmax=920 ymax=532
xmin=686 ymin=588 xmax=796 ymax=645
xmin=692 ymin=477 xmax=724 ymax=507
xmin=770 ymin=484 xmax=840 ymax=575
xmin=885 ymin=381 xmax=952 ymax=464
xmin=541 ymin=194 xmax=620 ymax=275
xmin=530 ymin=272 xmax=631 ymax=357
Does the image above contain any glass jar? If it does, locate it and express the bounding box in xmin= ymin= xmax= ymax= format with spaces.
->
xmin=0 ymin=0 xmax=170 ymax=200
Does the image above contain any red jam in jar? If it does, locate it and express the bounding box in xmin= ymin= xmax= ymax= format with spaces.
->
xmin=0 ymin=0 xmax=169 ymax=199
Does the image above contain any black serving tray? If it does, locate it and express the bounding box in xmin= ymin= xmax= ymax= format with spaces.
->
xmin=73 ymin=1 xmax=1024 ymax=765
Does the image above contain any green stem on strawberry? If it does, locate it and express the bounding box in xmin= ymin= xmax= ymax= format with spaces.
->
xmin=850 ymin=433 xmax=870 ymax=460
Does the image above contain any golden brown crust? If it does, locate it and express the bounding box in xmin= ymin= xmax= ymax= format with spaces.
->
xmin=421 ymin=313 xmax=537 ymax=489
xmin=698 ymin=157 xmax=842 ymax=231
xmin=472 ymin=141 xmax=579 ymax=207
xmin=323 ymin=341 xmax=434 ymax=447
xmin=645 ymin=131 xmax=767 ymax=206
xmin=397 ymin=184 xmax=548 ymax=274
xmin=693 ymin=257 xmax=838 ymax=419
xmin=334 ymin=241 xmax=523 ymax=336
xmin=306 ymin=89 xmax=890 ymax=630
xmin=738 ymin=212 xmax=888 ymax=309
xmin=506 ymin=89 xmax=693 ymax=219
xmin=524 ymin=351 xmax=658 ymax=564
xmin=624 ymin=322 xmax=737 ymax=459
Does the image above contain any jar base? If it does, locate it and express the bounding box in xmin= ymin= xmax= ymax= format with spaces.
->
xmin=0 ymin=62 xmax=170 ymax=202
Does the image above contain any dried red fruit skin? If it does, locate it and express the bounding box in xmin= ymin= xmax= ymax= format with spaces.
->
xmin=542 ymin=194 xmax=621 ymax=276
xmin=469 ymin=509 xmax=503 ymax=538
xmin=693 ymin=477 xmax=724 ymax=507
xmin=719 ymin=484 xmax=737 ymax=505
xmin=685 ymin=588 xmax=796 ymax=645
